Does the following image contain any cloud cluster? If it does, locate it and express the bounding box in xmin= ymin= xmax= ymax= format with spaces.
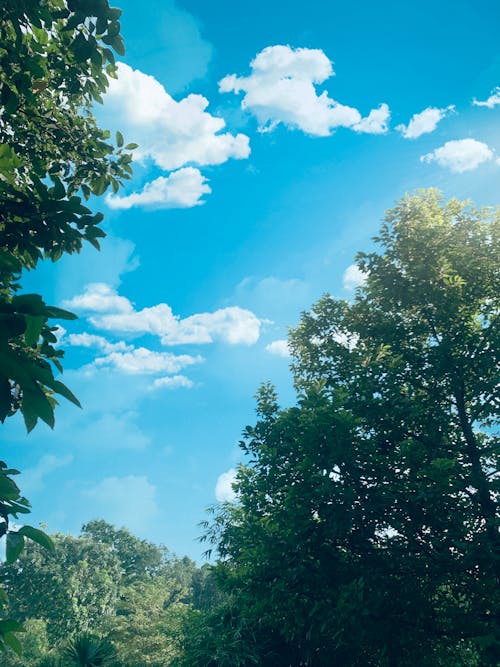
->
xmin=103 ymin=63 xmax=250 ymax=209
xmin=420 ymin=138 xmax=494 ymax=173
xmin=106 ymin=168 xmax=211 ymax=210
xmin=66 ymin=283 xmax=262 ymax=347
xmin=219 ymin=45 xmax=390 ymax=136
xmin=396 ymin=105 xmax=454 ymax=139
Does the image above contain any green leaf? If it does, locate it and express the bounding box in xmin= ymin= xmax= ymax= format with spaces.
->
xmin=18 ymin=525 xmax=55 ymax=552
xmin=3 ymin=632 xmax=22 ymax=655
xmin=24 ymin=315 xmax=45 ymax=347
xmin=6 ymin=532 xmax=25 ymax=564
xmin=116 ymin=130 xmax=124 ymax=147
xmin=124 ymin=143 xmax=138 ymax=150
xmin=44 ymin=306 xmax=78 ymax=321
xmin=0 ymin=473 xmax=20 ymax=501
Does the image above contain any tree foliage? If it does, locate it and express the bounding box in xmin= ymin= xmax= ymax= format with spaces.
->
xmin=0 ymin=0 xmax=134 ymax=430
xmin=188 ymin=191 xmax=499 ymax=666
xmin=0 ymin=0 xmax=132 ymax=655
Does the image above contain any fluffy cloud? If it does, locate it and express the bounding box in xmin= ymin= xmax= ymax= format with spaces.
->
xmin=219 ymin=45 xmax=389 ymax=136
xmin=265 ymin=339 xmax=291 ymax=358
xmin=353 ymin=104 xmax=391 ymax=134
xmin=343 ymin=264 xmax=368 ymax=290
xmin=215 ymin=468 xmax=238 ymax=503
xmin=105 ymin=62 xmax=250 ymax=171
xmin=106 ymin=168 xmax=211 ymax=210
xmin=473 ymin=87 xmax=500 ymax=108
xmin=67 ymin=283 xmax=263 ymax=347
xmin=396 ymin=105 xmax=454 ymax=139
xmin=84 ymin=475 xmax=159 ymax=534
xmin=420 ymin=138 xmax=494 ymax=172
xmin=93 ymin=347 xmax=202 ymax=375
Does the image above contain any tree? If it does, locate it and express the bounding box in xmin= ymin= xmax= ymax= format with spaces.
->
xmin=189 ymin=191 xmax=499 ymax=666
xmin=0 ymin=0 xmax=132 ymax=654
xmin=0 ymin=0 xmax=134 ymax=430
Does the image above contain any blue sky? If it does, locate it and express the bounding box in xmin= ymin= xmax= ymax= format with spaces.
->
xmin=4 ymin=0 xmax=500 ymax=561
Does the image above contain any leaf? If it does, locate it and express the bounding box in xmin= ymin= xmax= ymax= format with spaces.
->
xmin=21 ymin=386 xmax=55 ymax=431
xmin=115 ymin=130 xmax=124 ymax=147
xmin=44 ymin=306 xmax=78 ymax=321
xmin=24 ymin=315 xmax=45 ymax=347
xmin=124 ymin=143 xmax=138 ymax=150
xmin=0 ymin=474 xmax=19 ymax=501
xmin=51 ymin=380 xmax=82 ymax=408
xmin=3 ymin=632 xmax=23 ymax=655
xmin=6 ymin=532 xmax=25 ymax=564
xmin=18 ymin=525 xmax=55 ymax=552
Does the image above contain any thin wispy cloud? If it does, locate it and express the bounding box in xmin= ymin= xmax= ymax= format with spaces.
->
xmin=473 ymin=87 xmax=500 ymax=108
xmin=420 ymin=138 xmax=494 ymax=172
xmin=219 ymin=45 xmax=390 ymax=136
xmin=396 ymin=105 xmax=454 ymax=139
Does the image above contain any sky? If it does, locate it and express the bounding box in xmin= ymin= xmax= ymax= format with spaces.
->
xmin=3 ymin=0 xmax=500 ymax=561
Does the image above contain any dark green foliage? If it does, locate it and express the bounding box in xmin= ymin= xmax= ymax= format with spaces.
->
xmin=0 ymin=0 xmax=133 ymax=430
xmin=185 ymin=191 xmax=499 ymax=666
xmin=63 ymin=633 xmax=117 ymax=666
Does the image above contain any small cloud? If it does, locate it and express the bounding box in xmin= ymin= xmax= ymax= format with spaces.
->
xmin=106 ymin=168 xmax=211 ymax=210
xmin=67 ymin=332 xmax=132 ymax=354
xmin=215 ymin=468 xmax=238 ymax=503
xmin=150 ymin=375 xmax=194 ymax=390
xmin=22 ymin=454 xmax=73 ymax=494
xmin=63 ymin=283 xmax=132 ymax=313
xmin=219 ymin=45 xmax=389 ymax=137
xmin=93 ymin=348 xmax=203 ymax=375
xmin=343 ymin=264 xmax=368 ymax=290
xmin=83 ymin=475 xmax=159 ymax=535
xmin=265 ymin=339 xmax=291 ymax=358
xmin=396 ymin=105 xmax=454 ymax=139
xmin=353 ymin=103 xmax=390 ymax=134
xmin=420 ymin=138 xmax=494 ymax=172
xmin=80 ymin=412 xmax=152 ymax=451
xmin=472 ymin=87 xmax=500 ymax=108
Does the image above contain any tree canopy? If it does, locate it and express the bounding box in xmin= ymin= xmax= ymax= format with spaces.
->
xmin=185 ymin=190 xmax=499 ymax=666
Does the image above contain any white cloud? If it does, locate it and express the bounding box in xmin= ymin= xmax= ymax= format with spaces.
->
xmin=104 ymin=62 xmax=250 ymax=171
xmin=150 ymin=375 xmax=194 ymax=390
xmin=215 ymin=468 xmax=238 ymax=503
xmin=93 ymin=348 xmax=203 ymax=375
xmin=219 ymin=45 xmax=389 ymax=136
xmin=396 ymin=105 xmax=454 ymax=139
xmin=353 ymin=103 xmax=391 ymax=134
xmin=106 ymin=168 xmax=211 ymax=210
xmin=22 ymin=454 xmax=73 ymax=494
xmin=343 ymin=264 xmax=368 ymax=290
xmin=83 ymin=475 xmax=159 ymax=534
xmin=265 ymin=339 xmax=291 ymax=358
xmin=420 ymin=138 xmax=494 ymax=172
xmin=473 ymin=87 xmax=500 ymax=108
xmin=64 ymin=283 xmax=132 ymax=313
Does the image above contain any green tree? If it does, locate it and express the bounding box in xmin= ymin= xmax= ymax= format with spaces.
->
xmin=0 ymin=0 xmax=134 ymax=430
xmin=0 ymin=0 xmax=132 ymax=655
xmin=1 ymin=533 xmax=123 ymax=643
xmin=187 ymin=191 xmax=499 ymax=666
